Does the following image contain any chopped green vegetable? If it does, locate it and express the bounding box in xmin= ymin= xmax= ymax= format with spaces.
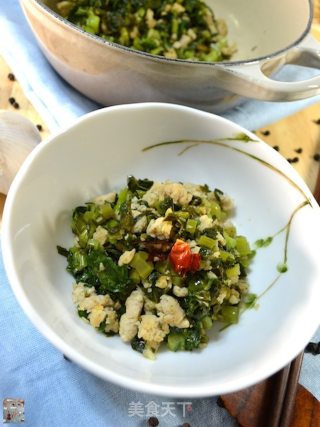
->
xmin=78 ymin=309 xmax=89 ymax=319
xmin=130 ymin=252 xmax=154 ymax=279
xmin=167 ymin=331 xmax=186 ymax=352
xmin=219 ymin=305 xmax=239 ymax=324
xmin=201 ymin=315 xmax=213 ymax=329
xmin=186 ymin=218 xmax=197 ymax=235
xmin=197 ymin=235 xmax=217 ymax=250
xmin=244 ymin=293 xmax=258 ymax=309
xmin=127 ymin=176 xmax=153 ymax=193
xmin=209 ymin=200 xmax=222 ymax=219
xmin=225 ymin=263 xmax=240 ymax=280
xmin=236 ymin=236 xmax=251 ymax=256
xmin=57 ymin=245 xmax=69 ymax=257
xmin=67 ymin=248 xmax=87 ymax=273
xmin=84 ymin=8 xmax=100 ymax=34
xmin=167 ymin=327 xmax=201 ymax=352
xmin=72 ymin=250 xmax=131 ymax=295
xmin=55 ymin=0 xmax=236 ymax=61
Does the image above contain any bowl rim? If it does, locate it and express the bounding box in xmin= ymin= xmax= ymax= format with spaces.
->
xmin=2 ymin=102 xmax=320 ymax=397
xmin=23 ymin=0 xmax=313 ymax=68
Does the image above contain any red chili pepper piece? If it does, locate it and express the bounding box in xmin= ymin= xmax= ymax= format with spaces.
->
xmin=190 ymin=252 xmax=201 ymax=271
xmin=169 ymin=239 xmax=201 ymax=275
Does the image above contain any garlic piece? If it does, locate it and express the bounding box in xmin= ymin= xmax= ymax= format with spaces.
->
xmin=0 ymin=111 xmax=41 ymax=195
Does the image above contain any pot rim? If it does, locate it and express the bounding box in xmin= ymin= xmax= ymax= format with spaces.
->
xmin=27 ymin=0 xmax=313 ymax=67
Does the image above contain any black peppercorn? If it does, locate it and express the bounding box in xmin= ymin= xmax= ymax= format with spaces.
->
xmin=313 ymin=153 xmax=320 ymax=161
xmin=36 ymin=124 xmax=43 ymax=132
xmin=148 ymin=416 xmax=159 ymax=426
xmin=216 ymin=397 xmax=224 ymax=408
xmin=261 ymin=130 xmax=271 ymax=136
xmin=287 ymin=157 xmax=299 ymax=164
xmin=305 ymin=342 xmax=320 ymax=355
xmin=273 ymin=145 xmax=280 ymax=151
xmin=7 ymin=72 xmax=15 ymax=81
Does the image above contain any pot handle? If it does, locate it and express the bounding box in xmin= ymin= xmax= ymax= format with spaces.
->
xmin=220 ymin=34 xmax=320 ymax=101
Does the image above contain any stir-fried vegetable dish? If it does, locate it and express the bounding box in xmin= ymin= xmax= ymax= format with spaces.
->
xmin=57 ymin=177 xmax=254 ymax=359
xmin=55 ymin=0 xmax=236 ymax=61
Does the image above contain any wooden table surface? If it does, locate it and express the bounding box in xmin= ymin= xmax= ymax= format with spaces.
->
xmin=1 ymin=22 xmax=320 ymax=224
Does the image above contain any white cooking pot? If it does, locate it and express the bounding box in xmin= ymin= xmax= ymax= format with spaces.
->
xmin=21 ymin=0 xmax=320 ymax=112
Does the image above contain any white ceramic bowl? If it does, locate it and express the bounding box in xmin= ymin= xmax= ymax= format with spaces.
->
xmin=2 ymin=103 xmax=320 ymax=397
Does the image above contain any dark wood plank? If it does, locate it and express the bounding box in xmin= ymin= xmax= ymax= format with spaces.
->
xmin=220 ymin=353 xmax=304 ymax=427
